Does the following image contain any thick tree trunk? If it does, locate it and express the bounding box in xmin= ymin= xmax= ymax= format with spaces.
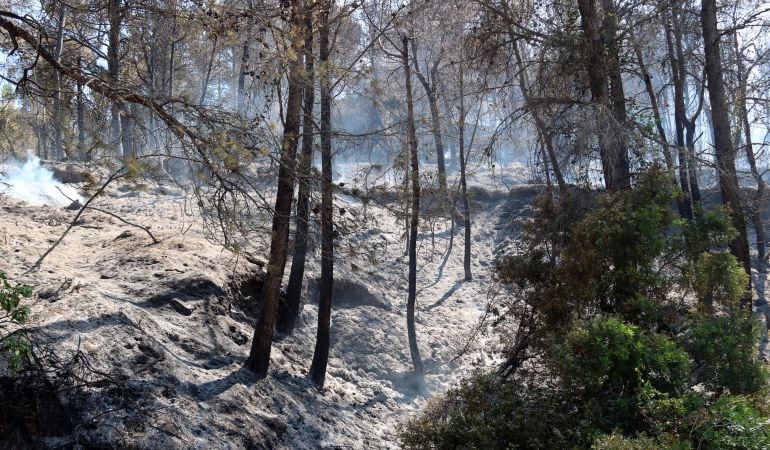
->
xmin=701 ymin=0 xmax=752 ymax=296
xmin=308 ymin=0 xmax=333 ymax=387
xmin=577 ymin=0 xmax=629 ymax=190
xmin=402 ymin=35 xmax=424 ymax=376
xmin=246 ymin=0 xmax=304 ymax=377
xmin=279 ymin=4 xmax=315 ymax=335
xmin=108 ymin=0 xmax=123 ymax=157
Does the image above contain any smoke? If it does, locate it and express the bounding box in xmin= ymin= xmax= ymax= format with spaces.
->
xmin=0 ymin=153 xmax=84 ymax=207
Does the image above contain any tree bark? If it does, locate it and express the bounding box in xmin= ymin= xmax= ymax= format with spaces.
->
xmin=246 ymin=0 xmax=304 ymax=377
xmin=458 ymin=65 xmax=472 ymax=282
xmin=733 ymin=32 xmax=766 ymax=259
xmin=308 ymin=0 xmax=333 ymax=387
xmin=411 ymin=48 xmax=447 ymax=191
xmin=629 ymin=28 xmax=673 ymax=174
xmin=52 ymin=1 xmax=65 ymax=160
xmin=402 ymin=35 xmax=424 ymax=376
xmin=76 ymin=54 xmax=86 ymax=159
xmin=576 ymin=0 xmax=629 ymax=190
xmin=108 ymin=0 xmax=123 ymax=157
xmin=700 ymin=0 xmax=752 ymax=295
xmin=280 ymin=3 xmax=315 ymax=335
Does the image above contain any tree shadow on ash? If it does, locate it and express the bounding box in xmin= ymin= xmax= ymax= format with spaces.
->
xmin=424 ymin=280 xmax=463 ymax=311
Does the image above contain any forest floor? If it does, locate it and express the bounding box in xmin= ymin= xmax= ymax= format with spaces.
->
xmin=0 ymin=160 xmax=537 ymax=449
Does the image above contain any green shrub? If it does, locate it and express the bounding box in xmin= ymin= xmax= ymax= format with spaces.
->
xmin=691 ymin=396 xmax=770 ymax=449
xmin=684 ymin=312 xmax=768 ymax=395
xmin=557 ymin=318 xmax=691 ymax=433
xmin=0 ymin=273 xmax=32 ymax=373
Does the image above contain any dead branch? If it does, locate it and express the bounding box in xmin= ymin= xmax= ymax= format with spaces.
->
xmin=27 ymin=169 xmax=125 ymax=273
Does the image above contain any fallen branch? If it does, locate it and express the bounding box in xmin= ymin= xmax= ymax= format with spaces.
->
xmin=27 ymin=169 xmax=124 ymax=273
xmin=56 ymin=186 xmax=159 ymax=244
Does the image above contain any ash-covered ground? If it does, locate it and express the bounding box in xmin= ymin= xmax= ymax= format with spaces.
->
xmin=0 ymin=159 xmax=538 ymax=448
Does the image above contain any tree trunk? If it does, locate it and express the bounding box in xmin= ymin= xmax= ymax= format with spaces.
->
xmin=411 ymin=51 xmax=447 ymax=191
xmin=52 ymin=1 xmax=65 ymax=160
xmin=733 ymin=32 xmax=766 ymax=259
xmin=246 ymin=0 xmax=304 ymax=377
xmin=629 ymin=28 xmax=673 ymax=174
xmin=576 ymin=0 xmax=629 ymax=190
xmin=76 ymin=55 xmax=86 ymax=159
xmin=200 ymin=36 xmax=217 ymax=105
xmin=238 ymin=42 xmax=249 ymax=115
xmin=511 ymin=42 xmax=565 ymax=192
xmin=458 ymin=66 xmax=472 ymax=282
xmin=279 ymin=3 xmax=315 ymax=335
xmin=701 ymin=0 xmax=752 ymax=296
xmin=108 ymin=0 xmax=123 ymax=157
xmin=402 ymin=35 xmax=424 ymax=377
xmin=308 ymin=0 xmax=333 ymax=388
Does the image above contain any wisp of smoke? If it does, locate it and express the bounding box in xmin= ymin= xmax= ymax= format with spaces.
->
xmin=0 ymin=153 xmax=84 ymax=207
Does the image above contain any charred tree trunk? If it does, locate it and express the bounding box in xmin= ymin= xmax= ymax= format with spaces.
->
xmin=280 ymin=4 xmax=315 ymax=335
xmin=309 ymin=0 xmax=333 ymax=387
xmin=246 ymin=0 xmax=304 ymax=377
xmin=402 ymin=35 xmax=424 ymax=377
xmin=701 ymin=0 xmax=752 ymax=295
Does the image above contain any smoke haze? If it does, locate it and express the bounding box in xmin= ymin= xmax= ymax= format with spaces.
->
xmin=0 ymin=153 xmax=84 ymax=207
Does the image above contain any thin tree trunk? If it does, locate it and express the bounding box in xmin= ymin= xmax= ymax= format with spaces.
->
xmin=458 ymin=65 xmax=472 ymax=282
xmin=280 ymin=3 xmax=315 ymax=335
xmin=701 ymin=0 xmax=752 ymax=297
xmin=200 ymin=36 xmax=217 ymax=105
xmin=246 ymin=0 xmax=304 ymax=377
xmin=238 ymin=41 xmax=249 ymax=115
xmin=511 ymin=42 xmax=565 ymax=192
xmin=52 ymin=1 xmax=65 ymax=160
xmin=76 ymin=55 xmax=86 ymax=159
xmin=629 ymin=28 xmax=673 ymax=173
xmin=733 ymin=32 xmax=766 ymax=259
xmin=411 ymin=51 xmax=447 ymax=191
xmin=308 ymin=0 xmax=333 ymax=387
xmin=402 ymin=35 xmax=424 ymax=377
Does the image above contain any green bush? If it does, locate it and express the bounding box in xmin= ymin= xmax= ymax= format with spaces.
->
xmin=0 ymin=273 xmax=32 ymax=373
xmin=402 ymin=168 xmax=770 ymax=449
xmin=691 ymin=396 xmax=770 ymax=449
xmin=684 ymin=312 xmax=768 ymax=395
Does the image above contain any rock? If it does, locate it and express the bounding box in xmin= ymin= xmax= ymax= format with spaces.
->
xmin=263 ymin=416 xmax=287 ymax=437
xmin=168 ymin=298 xmax=194 ymax=316
xmin=65 ymin=200 xmax=82 ymax=211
